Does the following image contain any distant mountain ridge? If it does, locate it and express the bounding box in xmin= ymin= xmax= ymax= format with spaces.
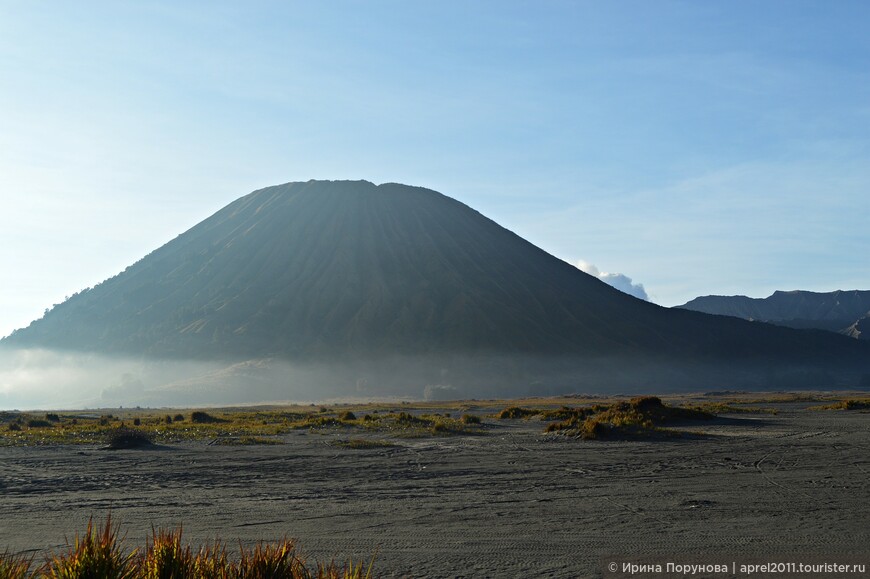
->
xmin=3 ymin=180 xmax=870 ymax=399
xmin=678 ymin=290 xmax=870 ymax=340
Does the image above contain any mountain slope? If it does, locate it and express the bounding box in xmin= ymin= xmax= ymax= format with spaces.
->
xmin=3 ymin=180 xmax=870 ymax=396
xmin=679 ymin=290 xmax=870 ymax=339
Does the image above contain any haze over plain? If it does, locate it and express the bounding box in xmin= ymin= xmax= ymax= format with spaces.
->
xmin=2 ymin=3 xmax=869 ymax=409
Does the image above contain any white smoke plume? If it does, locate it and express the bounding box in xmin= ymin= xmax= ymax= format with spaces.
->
xmin=574 ymin=260 xmax=649 ymax=301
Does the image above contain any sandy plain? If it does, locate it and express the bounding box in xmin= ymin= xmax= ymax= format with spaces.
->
xmin=1 ymin=397 xmax=868 ymax=578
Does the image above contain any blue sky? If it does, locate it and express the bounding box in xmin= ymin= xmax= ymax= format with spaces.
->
xmin=1 ymin=1 xmax=868 ymax=338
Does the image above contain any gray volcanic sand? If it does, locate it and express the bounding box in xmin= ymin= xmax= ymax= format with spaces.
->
xmin=1 ymin=404 xmax=868 ymax=578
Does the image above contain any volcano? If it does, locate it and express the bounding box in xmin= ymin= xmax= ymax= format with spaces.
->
xmin=4 ymin=180 xmax=869 ymax=398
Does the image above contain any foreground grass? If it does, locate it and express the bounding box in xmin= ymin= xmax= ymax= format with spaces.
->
xmin=0 ymin=515 xmax=374 ymax=579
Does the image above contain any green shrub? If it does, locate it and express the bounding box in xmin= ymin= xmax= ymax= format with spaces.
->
xmin=26 ymin=419 xmax=52 ymax=428
xmin=461 ymin=414 xmax=481 ymax=425
xmin=431 ymin=421 xmax=449 ymax=434
xmin=190 ymin=411 xmax=222 ymax=424
xmin=630 ymin=396 xmax=663 ymax=411
xmin=105 ymin=428 xmax=153 ymax=450
xmin=338 ymin=411 xmax=357 ymax=421
xmin=304 ymin=416 xmax=342 ymax=428
xmin=45 ymin=413 xmax=61 ymax=423
xmin=393 ymin=412 xmax=424 ymax=425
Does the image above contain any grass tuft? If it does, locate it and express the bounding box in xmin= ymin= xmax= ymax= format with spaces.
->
xmin=43 ymin=514 xmax=138 ymax=579
xmin=190 ymin=541 xmax=231 ymax=579
xmin=140 ymin=527 xmax=193 ymax=579
xmin=237 ymin=539 xmax=305 ymax=578
xmin=0 ymin=550 xmax=34 ymax=579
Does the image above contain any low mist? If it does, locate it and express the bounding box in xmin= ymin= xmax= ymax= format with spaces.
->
xmin=2 ymin=346 xmax=860 ymax=411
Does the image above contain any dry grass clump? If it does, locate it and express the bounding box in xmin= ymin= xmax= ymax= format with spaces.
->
xmin=303 ymin=416 xmax=344 ymax=429
xmin=293 ymin=410 xmax=473 ymax=436
xmin=0 ymin=516 xmax=374 ymax=579
xmin=808 ymin=398 xmax=870 ymax=411
xmin=545 ymin=396 xmax=714 ymax=439
xmin=723 ymin=393 xmax=832 ymax=404
xmin=495 ymin=406 xmax=538 ymax=420
xmin=687 ymin=402 xmax=778 ymax=415
xmin=538 ymin=406 xmax=595 ymax=421
xmin=337 ymin=411 xmax=480 ymax=437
